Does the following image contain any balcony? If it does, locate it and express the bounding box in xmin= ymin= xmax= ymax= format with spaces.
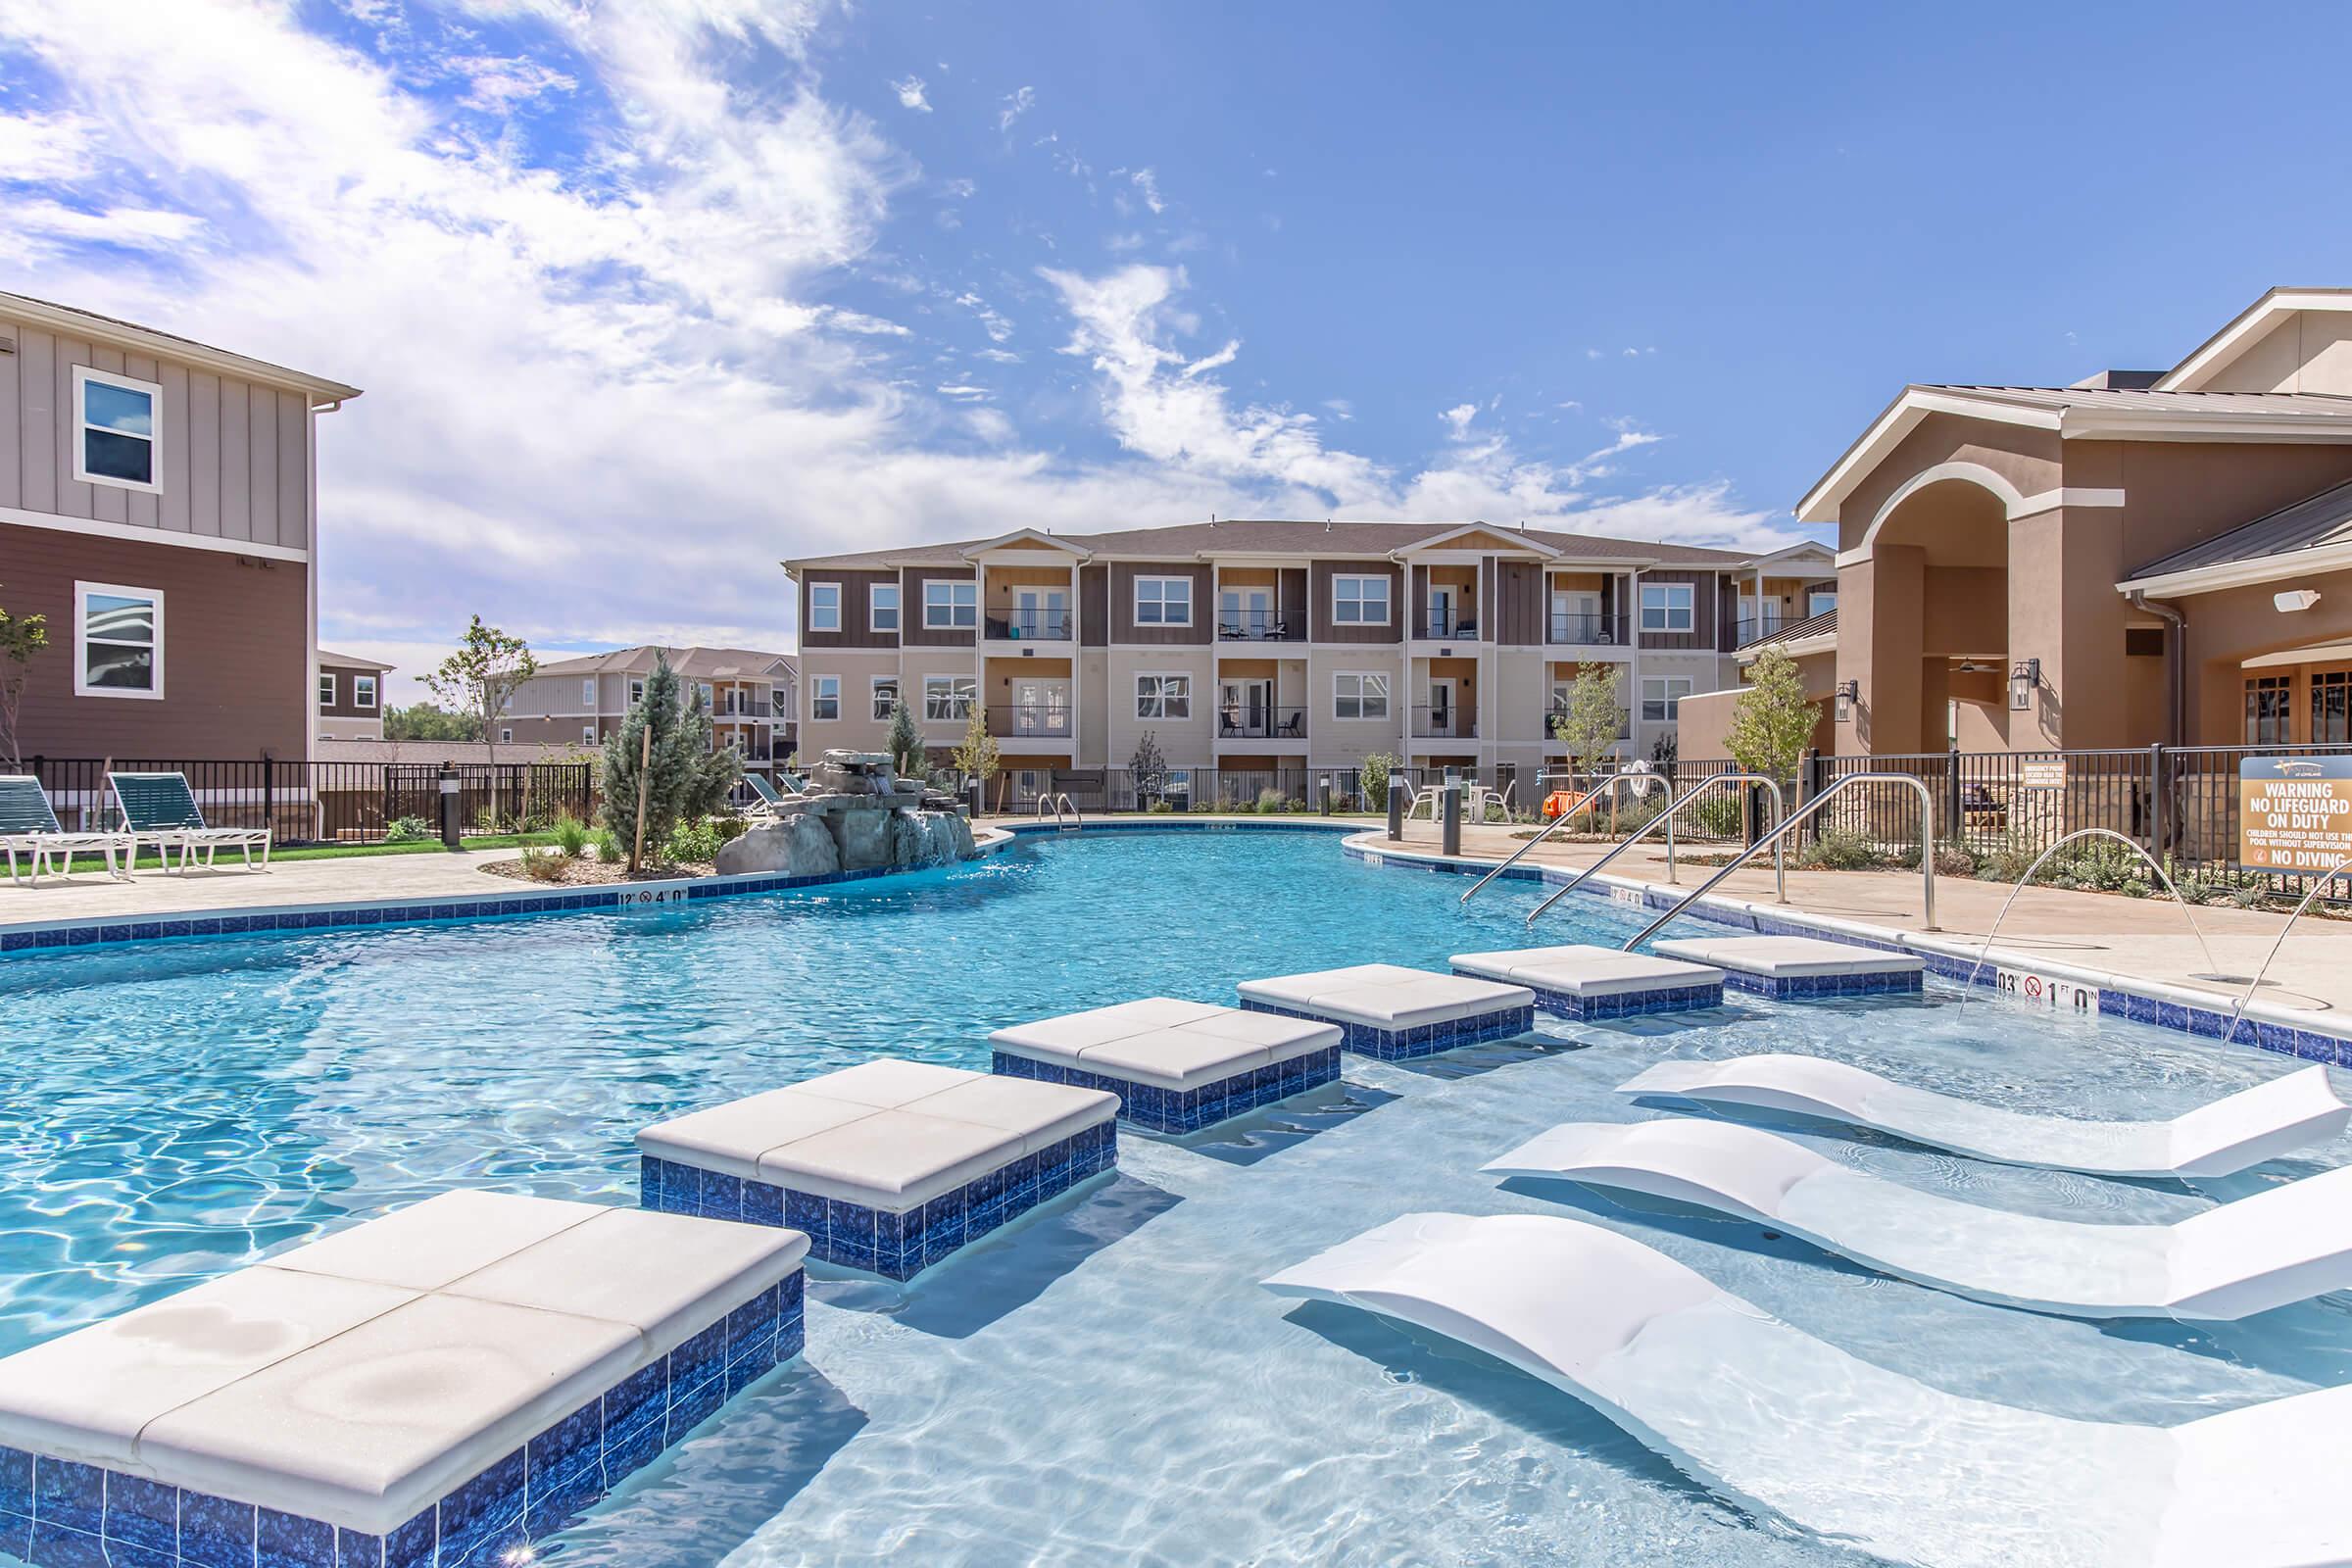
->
xmin=984 ymin=610 xmax=1073 ymax=641
xmin=1409 ymin=705 xmax=1480 ymax=740
xmin=1547 ymin=612 xmax=1631 ymax=647
xmin=716 ymin=694 xmax=773 ymax=718
xmin=1411 ymin=608 xmax=1482 ymax=640
xmin=1216 ymin=706 xmax=1306 ymax=741
xmin=984 ymin=703 xmax=1073 ymax=740
xmin=1215 ymin=611 xmax=1302 ymax=643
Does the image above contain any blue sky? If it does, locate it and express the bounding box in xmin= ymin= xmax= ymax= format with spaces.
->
xmin=4 ymin=1 xmax=2349 ymax=698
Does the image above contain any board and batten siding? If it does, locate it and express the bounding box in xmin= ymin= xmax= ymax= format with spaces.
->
xmin=0 ymin=314 xmax=315 ymax=553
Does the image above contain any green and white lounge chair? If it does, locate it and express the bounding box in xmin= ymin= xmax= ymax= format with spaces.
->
xmin=108 ymin=770 xmax=271 ymax=872
xmin=742 ymin=771 xmax=789 ymax=817
xmin=0 ymin=775 xmax=132 ymax=885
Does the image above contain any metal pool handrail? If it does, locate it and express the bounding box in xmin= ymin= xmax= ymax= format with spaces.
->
xmin=1621 ymin=771 xmax=1940 ymax=949
xmin=1459 ymin=774 xmax=1642 ymax=903
xmin=1525 ymin=771 xmax=1787 ymax=925
xmin=1034 ymin=792 xmax=1081 ymax=829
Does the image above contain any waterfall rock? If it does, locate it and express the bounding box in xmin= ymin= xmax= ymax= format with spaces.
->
xmin=714 ymin=814 xmax=842 ymax=877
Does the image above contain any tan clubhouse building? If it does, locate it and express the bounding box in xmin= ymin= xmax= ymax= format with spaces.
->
xmin=1798 ymin=286 xmax=2352 ymax=755
xmin=784 ymin=521 xmax=1834 ymax=786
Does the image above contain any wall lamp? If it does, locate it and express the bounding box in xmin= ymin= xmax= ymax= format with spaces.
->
xmin=2276 ymin=588 xmax=2323 ymax=612
xmin=1835 ymin=679 xmax=1857 ymax=722
xmin=2009 ymin=658 xmax=2041 ymax=711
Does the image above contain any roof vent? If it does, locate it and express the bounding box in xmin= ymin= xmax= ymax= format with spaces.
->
xmin=2067 ymin=369 xmax=2165 ymax=391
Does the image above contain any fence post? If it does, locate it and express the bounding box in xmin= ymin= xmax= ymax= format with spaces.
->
xmin=263 ymin=761 xmax=276 ymax=842
xmin=1943 ymin=749 xmax=1961 ymax=850
xmin=2147 ymin=743 xmax=2166 ymax=858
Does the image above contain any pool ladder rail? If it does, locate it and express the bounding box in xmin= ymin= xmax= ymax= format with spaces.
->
xmin=1036 ymin=793 xmax=1082 ymax=830
xmin=1518 ymin=772 xmax=1788 ymax=923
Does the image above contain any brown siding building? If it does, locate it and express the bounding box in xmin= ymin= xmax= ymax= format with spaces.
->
xmin=316 ymin=649 xmax=394 ymax=742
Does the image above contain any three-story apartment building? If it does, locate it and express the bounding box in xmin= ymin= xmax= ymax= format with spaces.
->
xmin=499 ymin=645 xmax=798 ymax=769
xmin=784 ymin=521 xmax=1831 ymax=788
xmin=0 ymin=293 xmax=361 ymax=762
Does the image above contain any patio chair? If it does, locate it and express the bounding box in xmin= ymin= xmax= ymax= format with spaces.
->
xmin=0 ymin=775 xmax=132 ymax=886
xmin=107 ymin=770 xmax=271 ymax=873
xmin=742 ymin=771 xmax=790 ymax=818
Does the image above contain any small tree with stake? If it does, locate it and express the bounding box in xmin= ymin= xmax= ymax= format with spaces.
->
xmin=1726 ymin=644 xmax=1819 ymax=790
xmin=1130 ymin=730 xmax=1168 ymax=807
xmin=425 ymin=616 xmax=536 ymax=827
xmin=1550 ymin=662 xmax=1625 ymax=825
xmin=885 ymin=699 xmax=927 ymax=780
xmin=950 ymin=702 xmax=1002 ymax=808
xmin=601 ymin=654 xmax=740 ymax=871
xmin=0 ymin=587 xmax=48 ymax=767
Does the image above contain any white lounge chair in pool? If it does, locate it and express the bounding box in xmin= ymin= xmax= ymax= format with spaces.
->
xmin=1265 ymin=1211 xmax=2352 ymax=1568
xmin=107 ymin=769 xmax=271 ymax=872
xmin=0 ymin=774 xmax=132 ymax=885
xmin=1618 ymin=1054 xmax=2349 ymax=1179
xmin=1486 ymin=1117 xmax=2352 ymax=1319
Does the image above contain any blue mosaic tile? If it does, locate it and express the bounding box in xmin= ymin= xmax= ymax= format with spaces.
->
xmin=1241 ymin=999 xmax=1535 ymax=1060
xmin=996 ymin=1047 xmax=1340 ymax=1133
xmin=32 ymin=1456 xmax=104 ymax=1537
xmin=177 ymin=1492 xmax=258 ymax=1567
xmin=742 ymin=1178 xmax=783 ymax=1227
xmin=0 ymin=1445 xmax=29 ymax=1519
xmin=1713 ymin=968 xmax=1923 ymax=1001
xmin=695 ymin=1167 xmax=743 ymax=1223
xmin=102 ymin=1471 xmax=178 ymax=1554
xmin=27 ymin=1520 xmax=108 ymax=1567
xmin=256 ymin=1506 xmax=336 ymax=1567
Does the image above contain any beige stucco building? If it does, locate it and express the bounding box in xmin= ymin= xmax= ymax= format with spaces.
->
xmin=1799 ymin=287 xmax=2352 ymax=755
xmin=500 ymin=646 xmax=797 ymax=770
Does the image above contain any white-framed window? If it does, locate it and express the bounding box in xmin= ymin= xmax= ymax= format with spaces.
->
xmin=628 ymin=678 xmax=646 ymax=709
xmin=696 ymin=682 xmax=714 ymax=712
xmin=1642 ymin=677 xmax=1692 ymax=721
xmin=355 ymin=674 xmax=377 ymax=710
xmin=1640 ymin=582 xmax=1694 ymax=633
xmin=1332 ymin=574 xmax=1391 ymax=625
xmin=74 ymin=582 xmax=163 ymax=699
xmin=811 ymin=675 xmax=841 ymax=720
xmin=871 ymin=676 xmax=900 ymax=720
xmin=580 ymin=678 xmax=597 ymax=708
xmin=924 ymin=675 xmax=977 ymax=721
xmin=871 ymin=583 xmax=901 ymax=633
xmin=1135 ymin=672 xmax=1192 ymax=719
xmin=808 ymin=582 xmax=842 ymax=633
xmin=500 ymin=726 xmax=514 ymax=743
xmin=925 ymin=580 xmax=978 ymax=629
xmin=1134 ymin=575 xmax=1193 ymax=626
xmin=582 ymin=725 xmax=596 ymax=744
xmin=318 ymin=672 xmax=336 ymax=707
xmin=72 ymin=367 xmax=161 ymax=494
xmin=1334 ymin=671 xmax=1390 ymax=720
xmin=1808 ymin=590 xmax=1838 ymax=617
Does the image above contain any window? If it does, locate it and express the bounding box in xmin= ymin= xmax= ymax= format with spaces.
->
xmin=581 ymin=678 xmax=598 ymax=708
xmin=1334 ymin=672 xmax=1390 ymax=720
xmin=1808 ymin=590 xmax=1838 ymax=617
xmin=811 ymin=676 xmax=841 ymax=720
xmin=73 ymin=368 xmax=160 ymax=493
xmin=696 ymin=682 xmax=714 ymax=712
xmin=74 ymin=582 xmax=163 ymax=699
xmin=2317 ymin=670 xmax=2352 ymax=745
xmin=500 ymin=727 xmax=514 ymax=743
xmin=582 ymin=725 xmax=596 ymax=744
xmin=1332 ymin=575 xmax=1391 ymax=625
xmin=628 ymin=678 xmax=646 ymax=709
xmin=925 ymin=580 xmax=978 ymax=629
xmin=923 ymin=675 xmax=976 ymax=720
xmin=1134 ymin=575 xmax=1193 ymax=626
xmin=1642 ymin=677 xmax=1692 ymax=721
xmin=808 ymin=582 xmax=842 ymax=633
xmin=318 ymin=672 xmax=336 ymax=707
xmin=871 ymin=584 xmax=901 ymax=633
xmin=1135 ymin=673 xmax=1192 ymax=719
xmin=355 ymin=675 xmax=377 ymax=710
xmin=1640 ymin=583 xmax=1694 ymax=633
xmin=871 ymin=677 xmax=900 ymax=720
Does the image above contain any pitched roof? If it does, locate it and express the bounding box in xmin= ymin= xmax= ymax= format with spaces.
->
xmin=315 ymin=649 xmax=396 ymax=672
xmin=1739 ymin=605 xmax=1837 ymax=651
xmin=2122 ymin=477 xmax=2352 ymax=591
xmin=529 ymin=645 xmax=797 ymax=680
xmin=0 ymin=291 xmax=363 ymax=404
xmin=785 ymin=518 xmax=1757 ymax=572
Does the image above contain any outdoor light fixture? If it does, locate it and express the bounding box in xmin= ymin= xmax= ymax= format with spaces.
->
xmin=1835 ymin=679 xmax=1857 ymax=722
xmin=2009 ymin=658 xmax=2041 ymax=711
xmin=2276 ymin=588 xmax=2323 ymax=612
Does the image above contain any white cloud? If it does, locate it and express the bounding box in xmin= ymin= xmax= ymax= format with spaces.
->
xmin=451 ymin=54 xmax=576 ymax=113
xmin=941 ymin=176 xmax=976 ymax=197
xmin=1121 ymin=166 xmax=1165 ymax=215
xmin=997 ymin=85 xmax=1034 ymax=131
xmin=891 ymin=74 xmax=930 ymax=112
xmin=1440 ymin=403 xmax=1478 ymax=437
xmin=4 ymin=200 xmax=207 ymax=252
xmin=953 ymin=290 xmax=1014 ymax=342
xmin=935 ymin=382 xmax=990 ymax=400
xmin=1322 ymin=398 xmax=1353 ymax=420
xmin=0 ymin=111 xmax=98 ymax=181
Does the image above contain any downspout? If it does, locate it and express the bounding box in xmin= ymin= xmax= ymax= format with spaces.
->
xmin=2129 ymin=589 xmax=2188 ymax=746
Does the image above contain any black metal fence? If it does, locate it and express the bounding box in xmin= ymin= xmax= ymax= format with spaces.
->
xmin=17 ymin=758 xmax=596 ymax=845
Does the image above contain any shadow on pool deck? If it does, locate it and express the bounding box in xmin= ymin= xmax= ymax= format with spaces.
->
xmin=814 ymin=1171 xmax=1184 ymax=1341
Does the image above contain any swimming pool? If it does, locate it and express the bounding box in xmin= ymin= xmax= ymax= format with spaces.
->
xmin=4 ymin=829 xmax=2346 ymax=1565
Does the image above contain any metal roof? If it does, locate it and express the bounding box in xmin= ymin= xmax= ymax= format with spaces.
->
xmin=2128 ymin=477 xmax=2352 ymax=582
xmin=314 ymin=649 xmax=396 ymax=672
xmin=1918 ymin=384 xmax=2352 ymax=416
xmin=1739 ymin=606 xmax=1836 ymax=652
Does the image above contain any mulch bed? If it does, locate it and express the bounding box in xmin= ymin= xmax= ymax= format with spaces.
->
xmin=479 ymin=856 xmax=717 ymax=886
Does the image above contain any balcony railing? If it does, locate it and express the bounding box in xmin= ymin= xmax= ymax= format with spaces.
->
xmin=1409 ymin=705 xmax=1480 ymax=740
xmin=1547 ymin=612 xmax=1631 ymax=647
xmin=1216 ymin=707 xmax=1306 ymax=741
xmin=1729 ymin=614 xmax=1789 ymax=649
xmin=984 ymin=703 xmax=1074 ymax=739
xmin=984 ymin=610 xmax=1073 ymax=641
xmin=1411 ymin=608 xmax=1482 ymax=640
xmin=716 ymin=695 xmax=773 ymax=717
xmin=1216 ymin=611 xmax=1301 ymax=642
xmin=1543 ymin=705 xmax=1632 ymax=741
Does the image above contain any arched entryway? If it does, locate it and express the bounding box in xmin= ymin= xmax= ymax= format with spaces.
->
xmin=1848 ymin=471 xmax=2014 ymax=754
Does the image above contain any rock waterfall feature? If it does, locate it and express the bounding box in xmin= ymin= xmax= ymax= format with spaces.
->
xmin=714 ymin=752 xmax=980 ymax=878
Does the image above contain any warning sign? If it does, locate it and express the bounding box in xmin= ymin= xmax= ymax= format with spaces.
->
xmin=2239 ymin=756 xmax=2352 ymax=872
xmin=2019 ymin=760 xmax=2067 ymax=790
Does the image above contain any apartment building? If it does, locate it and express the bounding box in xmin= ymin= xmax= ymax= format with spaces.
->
xmin=784 ymin=521 xmax=1832 ymax=786
xmin=316 ymin=649 xmax=393 ymax=741
xmin=499 ymin=646 xmax=798 ymax=767
xmin=0 ymin=293 xmax=360 ymax=762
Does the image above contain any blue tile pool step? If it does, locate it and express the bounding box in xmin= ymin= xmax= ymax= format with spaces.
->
xmin=1236 ymin=963 xmax=1537 ymax=1060
xmin=989 ymin=998 xmax=1346 ymax=1133
xmin=1651 ymin=936 xmax=1925 ymax=999
xmin=0 ymin=1192 xmax=806 ymax=1568
xmin=1448 ymin=945 xmax=1727 ymax=1021
xmin=637 ymin=1060 xmax=1120 ymax=1282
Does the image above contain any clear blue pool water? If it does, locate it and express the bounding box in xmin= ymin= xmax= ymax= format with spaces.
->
xmin=4 ymin=828 xmax=2349 ymax=1566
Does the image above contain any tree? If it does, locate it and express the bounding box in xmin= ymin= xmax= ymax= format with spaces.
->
xmin=885 ymin=699 xmax=927 ymax=779
xmin=949 ymin=703 xmax=1001 ymax=801
xmin=1725 ymin=645 xmax=1820 ymax=788
xmin=1358 ymin=752 xmax=1403 ymax=812
xmin=600 ymin=654 xmax=740 ymax=870
xmin=384 ymin=703 xmax=483 ymax=742
xmin=1549 ymin=662 xmax=1625 ymax=784
xmin=424 ymin=616 xmax=536 ymax=768
xmin=1130 ymin=730 xmax=1168 ymax=804
xmin=0 ymin=587 xmax=48 ymax=766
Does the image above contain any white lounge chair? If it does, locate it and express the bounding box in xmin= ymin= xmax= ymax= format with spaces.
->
xmin=1265 ymin=1211 xmax=2352 ymax=1568
xmin=1619 ymin=1054 xmax=2348 ymax=1178
xmin=0 ymin=774 xmax=132 ymax=885
xmin=107 ymin=769 xmax=271 ymax=872
xmin=1487 ymin=1116 xmax=2352 ymax=1319
xmin=741 ymin=770 xmax=794 ymax=818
